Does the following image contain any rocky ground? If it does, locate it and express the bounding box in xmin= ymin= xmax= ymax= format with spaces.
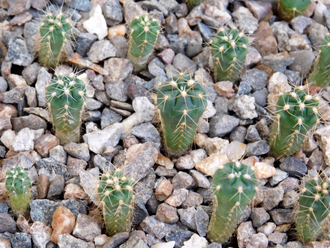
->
xmin=1 ymin=0 xmax=330 ymax=247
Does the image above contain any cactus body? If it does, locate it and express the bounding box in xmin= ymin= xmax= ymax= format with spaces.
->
xmin=308 ymin=34 xmax=330 ymax=87
xmin=46 ymin=74 xmax=86 ymax=145
xmin=5 ymin=167 xmax=32 ymax=217
xmin=278 ymin=0 xmax=311 ymax=21
xmin=186 ymin=0 xmax=203 ymax=10
xmin=269 ymin=87 xmax=319 ymax=158
xmin=207 ymin=162 xmax=257 ymax=243
xmin=38 ymin=11 xmax=73 ymax=68
xmin=157 ymin=74 xmax=207 ymax=157
xmin=211 ymin=29 xmax=248 ymax=82
xmin=127 ymin=15 xmax=160 ymax=73
xmin=296 ymin=176 xmax=330 ymax=243
xmin=98 ymin=170 xmax=134 ymax=236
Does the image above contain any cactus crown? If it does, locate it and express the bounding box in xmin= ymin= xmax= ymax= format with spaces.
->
xmin=38 ymin=10 xmax=73 ymax=68
xmin=296 ymin=175 xmax=330 ymax=243
xmin=278 ymin=0 xmax=311 ymax=21
xmin=98 ymin=170 xmax=134 ymax=236
xmin=207 ymin=162 xmax=257 ymax=243
xmin=157 ymin=73 xmax=207 ymax=157
xmin=5 ymin=167 xmax=32 ymax=217
xmin=269 ymin=86 xmax=319 ymax=158
xmin=127 ymin=14 xmax=160 ymax=73
xmin=46 ymin=73 xmax=86 ymax=145
xmin=210 ymin=28 xmax=248 ymax=82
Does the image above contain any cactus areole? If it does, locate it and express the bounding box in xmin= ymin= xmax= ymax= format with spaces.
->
xmin=278 ymin=0 xmax=311 ymax=21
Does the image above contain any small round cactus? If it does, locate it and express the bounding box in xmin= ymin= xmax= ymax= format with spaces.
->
xmin=127 ymin=14 xmax=160 ymax=73
xmin=5 ymin=167 xmax=32 ymax=217
xmin=157 ymin=74 xmax=207 ymax=157
xmin=278 ymin=0 xmax=311 ymax=21
xmin=46 ymin=73 xmax=86 ymax=145
xmin=98 ymin=170 xmax=134 ymax=236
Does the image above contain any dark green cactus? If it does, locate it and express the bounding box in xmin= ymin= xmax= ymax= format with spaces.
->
xmin=269 ymin=86 xmax=319 ymax=158
xmin=98 ymin=170 xmax=134 ymax=236
xmin=278 ymin=0 xmax=311 ymax=21
xmin=308 ymin=34 xmax=330 ymax=88
xmin=210 ymin=28 xmax=248 ymax=82
xmin=127 ymin=14 xmax=160 ymax=73
xmin=46 ymin=73 xmax=86 ymax=145
xmin=157 ymin=74 xmax=207 ymax=157
xmin=5 ymin=167 xmax=32 ymax=217
xmin=296 ymin=176 xmax=330 ymax=243
xmin=186 ymin=0 xmax=203 ymax=10
xmin=38 ymin=11 xmax=73 ymax=68
xmin=207 ymin=162 xmax=257 ymax=243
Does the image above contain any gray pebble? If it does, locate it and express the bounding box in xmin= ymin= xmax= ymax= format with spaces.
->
xmin=103 ymin=232 xmax=129 ymax=248
xmin=22 ymin=63 xmax=41 ymax=85
xmin=68 ymin=0 xmax=92 ymax=11
xmin=5 ymin=37 xmax=33 ymax=66
xmin=269 ymin=208 xmax=295 ymax=225
xmin=35 ymin=157 xmax=71 ymax=180
xmin=230 ymin=126 xmax=247 ymax=143
xmin=10 ymin=232 xmax=31 ymax=248
xmin=251 ymin=208 xmax=270 ymax=227
xmin=168 ymin=34 xmax=187 ymax=54
xmin=280 ymin=157 xmax=307 ymax=177
xmin=87 ymin=40 xmax=117 ymax=63
xmin=76 ymin=33 xmax=98 ymax=57
xmin=245 ymin=125 xmax=261 ymax=142
xmin=209 ymin=114 xmax=240 ymax=138
xmin=101 ymin=108 xmax=123 ymax=129
xmin=131 ymin=122 xmax=161 ymax=149
xmin=110 ymin=36 xmax=128 ymax=58
xmin=173 ymin=53 xmax=197 ymax=74
xmin=165 ymin=229 xmax=193 ymax=248
xmin=237 ymin=81 xmax=252 ymax=96
xmin=241 ymin=69 xmax=268 ymax=91
xmin=246 ymin=140 xmax=270 ymax=156
xmin=190 ymin=170 xmax=210 ymax=188
xmin=289 ymin=50 xmax=315 ymax=75
xmin=0 ymin=213 xmax=16 ymax=233
xmin=11 ymin=114 xmax=47 ymax=132
xmin=252 ymin=88 xmax=268 ymax=107
xmin=103 ymin=0 xmax=123 ymax=26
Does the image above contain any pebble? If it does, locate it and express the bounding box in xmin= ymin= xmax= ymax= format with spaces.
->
xmin=64 ymin=183 xmax=89 ymax=202
xmin=155 ymin=179 xmax=173 ymax=201
xmin=252 ymin=21 xmax=277 ymax=57
xmin=87 ymin=40 xmax=117 ymax=63
xmin=314 ymin=126 xmax=330 ymax=166
xmin=57 ymin=234 xmax=95 ymax=248
xmin=34 ymin=134 xmax=59 ymax=158
xmin=0 ymin=213 xmax=16 ymax=233
xmin=189 ymin=170 xmax=210 ymax=188
xmin=182 ymin=234 xmax=208 ymax=248
xmin=281 ymin=190 xmax=299 ymax=209
xmin=307 ymin=22 xmax=329 ymax=47
xmin=257 ymin=222 xmax=276 ymax=236
xmin=29 ymin=221 xmax=52 ymax=248
xmin=10 ymin=232 xmax=32 ymax=248
xmin=131 ymin=122 xmax=161 ymax=149
xmin=269 ymin=169 xmax=289 ymax=186
xmin=182 ymin=191 xmax=203 ymax=208
xmin=5 ymin=37 xmax=33 ymax=66
xmin=37 ymin=174 xmax=49 ymax=199
xmin=245 ymin=1 xmax=272 ymax=20
xmin=35 ymin=68 xmax=51 ymax=108
xmin=0 ymin=238 xmax=11 ymax=248
xmin=151 ymin=241 xmax=175 ymax=248
xmin=209 ymin=114 xmax=240 ymax=138
xmin=291 ymin=16 xmax=313 ymax=34
xmin=83 ymin=4 xmax=108 ymax=40
xmin=165 ymin=188 xmax=189 ymax=207
xmin=241 ymin=69 xmax=268 ymax=92
xmin=140 ymin=216 xmax=176 ymax=240
xmin=1 ymin=87 xmax=25 ymax=104
xmin=251 ymin=208 xmax=270 ymax=227
xmin=246 ymin=140 xmax=270 ymax=156
xmin=11 ymin=127 xmax=36 ymax=152
xmin=120 ymin=235 xmax=148 ymax=248
xmin=103 ymin=232 xmax=129 ymax=248
xmin=214 ymin=81 xmax=235 ymax=98
xmin=72 ymin=213 xmax=101 ymax=242
xmin=104 ymin=58 xmax=133 ymax=82
xmin=16 ymin=215 xmax=29 ymax=233
xmin=103 ymin=0 xmax=123 ymax=26
xmin=237 ymin=221 xmax=256 ymax=248
xmin=279 ymin=157 xmax=307 ymax=177
xmin=262 ymin=186 xmax=284 ymax=211
xmin=243 ymin=233 xmax=268 ymax=248
xmin=172 ymin=171 xmax=195 ymax=189
xmin=172 ymin=53 xmax=197 ymax=74
xmin=268 ymin=232 xmax=288 ymax=245
xmin=63 ymin=142 xmax=90 ymax=162
xmin=50 ymin=206 xmax=76 ymax=244
xmin=47 ymin=174 xmax=65 ymax=199
xmin=156 ymin=203 xmax=179 ymax=224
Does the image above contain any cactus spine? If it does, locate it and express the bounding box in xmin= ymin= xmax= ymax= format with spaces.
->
xmin=38 ymin=10 xmax=73 ymax=68
xmin=278 ymin=0 xmax=311 ymax=21
xmin=269 ymin=86 xmax=319 ymax=158
xmin=98 ymin=170 xmax=134 ymax=236
xmin=296 ymin=176 xmax=330 ymax=243
xmin=157 ymin=74 xmax=207 ymax=157
xmin=207 ymin=162 xmax=257 ymax=243
xmin=127 ymin=15 xmax=160 ymax=73
xmin=46 ymin=73 xmax=86 ymax=145
xmin=5 ymin=167 xmax=32 ymax=217
xmin=308 ymin=34 xmax=330 ymax=88
xmin=210 ymin=28 xmax=248 ymax=82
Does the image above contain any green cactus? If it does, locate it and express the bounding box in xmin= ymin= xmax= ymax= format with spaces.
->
xmin=127 ymin=14 xmax=160 ymax=73
xmin=296 ymin=176 xmax=330 ymax=243
xmin=38 ymin=11 xmax=73 ymax=68
xmin=308 ymin=34 xmax=330 ymax=88
xmin=98 ymin=170 xmax=134 ymax=236
xmin=269 ymin=86 xmax=319 ymax=159
xmin=157 ymin=74 xmax=207 ymax=157
xmin=46 ymin=73 xmax=86 ymax=145
xmin=207 ymin=162 xmax=257 ymax=243
xmin=186 ymin=0 xmax=203 ymax=10
xmin=278 ymin=0 xmax=311 ymax=21
xmin=210 ymin=28 xmax=248 ymax=82
xmin=5 ymin=167 xmax=32 ymax=217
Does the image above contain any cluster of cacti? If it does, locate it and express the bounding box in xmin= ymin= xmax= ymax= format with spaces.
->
xmin=296 ymin=175 xmax=330 ymax=243
xmin=5 ymin=167 xmax=32 ymax=217
xmin=97 ymin=170 xmax=134 ymax=236
xmin=269 ymin=86 xmax=319 ymax=159
xmin=37 ymin=10 xmax=73 ymax=68
xmin=127 ymin=14 xmax=160 ymax=73
xmin=207 ymin=162 xmax=257 ymax=243
xmin=186 ymin=0 xmax=203 ymax=10
xmin=46 ymin=73 xmax=86 ymax=145
xmin=308 ymin=34 xmax=330 ymax=87
xmin=210 ymin=28 xmax=248 ymax=82
xmin=278 ymin=0 xmax=311 ymax=21
xmin=157 ymin=74 xmax=207 ymax=157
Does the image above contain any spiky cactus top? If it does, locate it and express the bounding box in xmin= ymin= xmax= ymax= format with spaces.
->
xmin=278 ymin=0 xmax=311 ymax=21
xmin=157 ymin=74 xmax=207 ymax=157
xmin=46 ymin=73 xmax=86 ymax=145
xmin=296 ymin=175 xmax=330 ymax=243
xmin=98 ymin=170 xmax=134 ymax=236
xmin=269 ymin=86 xmax=319 ymax=158
xmin=308 ymin=34 xmax=330 ymax=88
xmin=127 ymin=15 xmax=160 ymax=73
xmin=210 ymin=28 xmax=248 ymax=82
xmin=5 ymin=167 xmax=32 ymax=217
xmin=207 ymin=162 xmax=257 ymax=243
xmin=38 ymin=11 xmax=73 ymax=68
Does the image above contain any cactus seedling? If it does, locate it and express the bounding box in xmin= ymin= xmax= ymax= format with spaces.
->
xmin=157 ymin=74 xmax=207 ymax=157
xmin=98 ymin=170 xmax=134 ymax=236
xmin=46 ymin=73 xmax=86 ymax=145
xmin=37 ymin=10 xmax=73 ymax=68
xmin=127 ymin=15 xmax=160 ymax=73
xmin=308 ymin=34 xmax=330 ymax=88
xmin=207 ymin=161 xmax=257 ymax=243
xmin=269 ymin=86 xmax=319 ymax=159
xmin=296 ymin=176 xmax=330 ymax=243
xmin=278 ymin=0 xmax=311 ymax=21
xmin=210 ymin=28 xmax=248 ymax=82
xmin=5 ymin=167 xmax=32 ymax=217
